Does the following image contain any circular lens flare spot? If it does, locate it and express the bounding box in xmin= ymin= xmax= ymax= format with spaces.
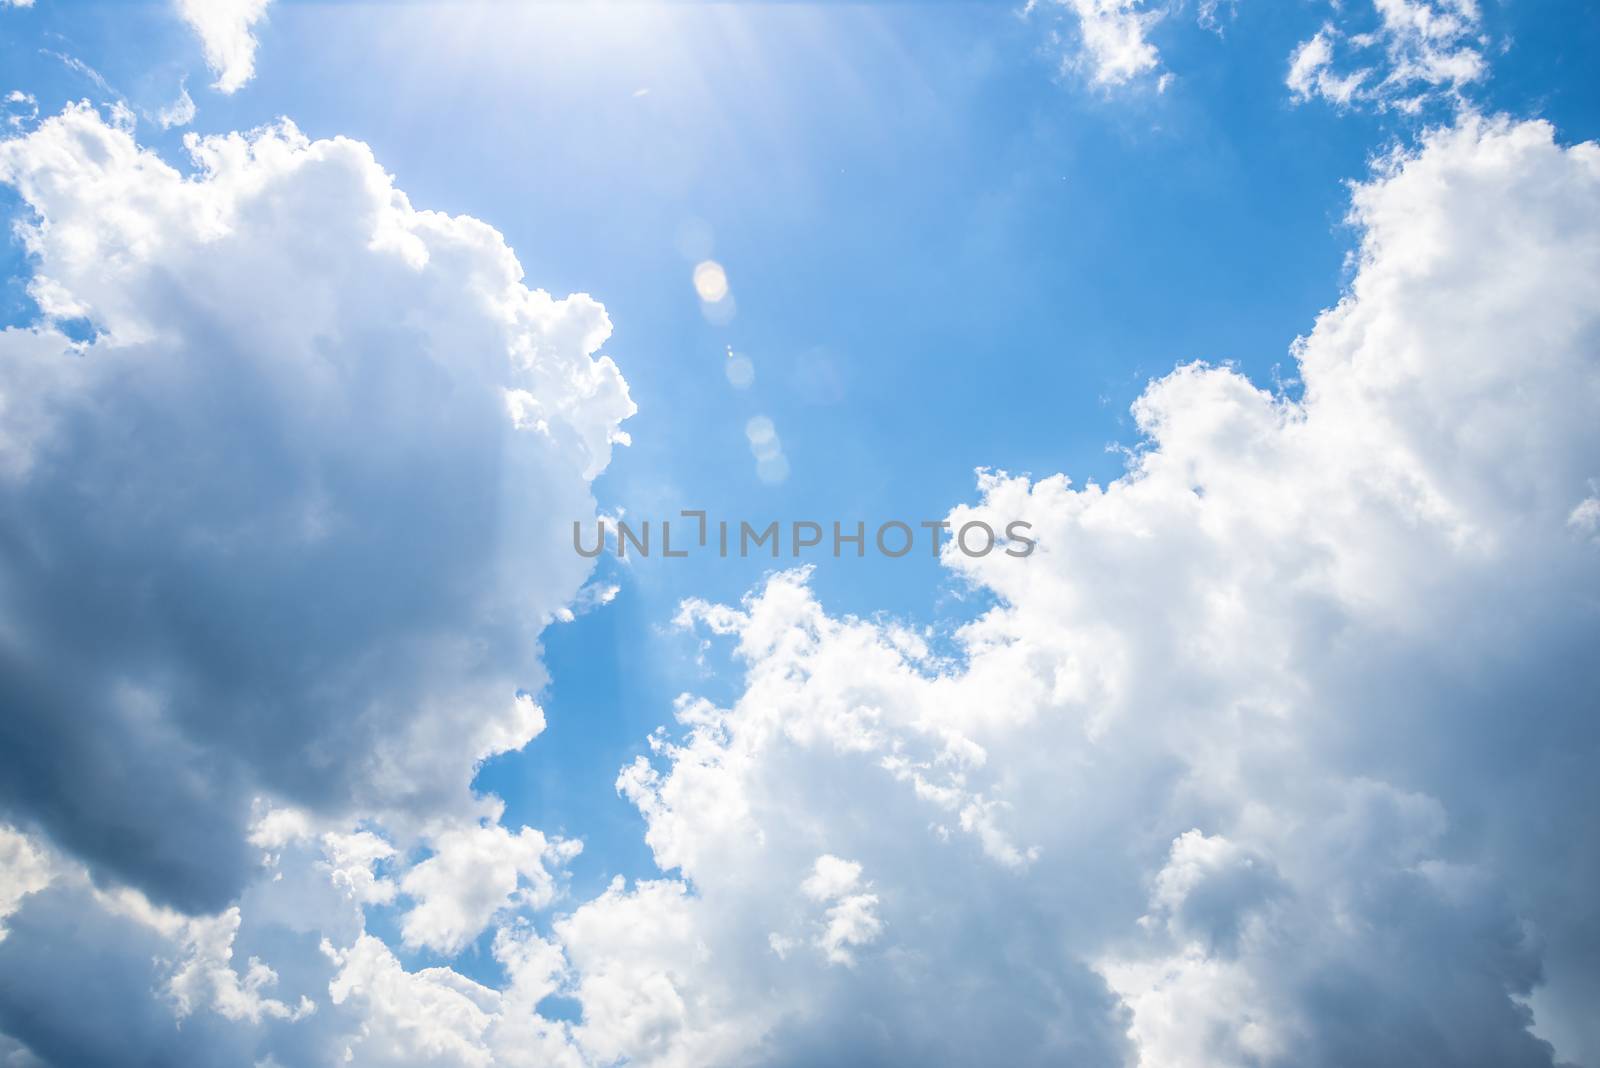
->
xmin=745 ymin=415 xmax=776 ymax=445
xmin=693 ymin=260 xmax=729 ymax=303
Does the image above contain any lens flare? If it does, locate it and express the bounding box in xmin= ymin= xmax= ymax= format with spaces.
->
xmin=693 ymin=260 xmax=729 ymax=303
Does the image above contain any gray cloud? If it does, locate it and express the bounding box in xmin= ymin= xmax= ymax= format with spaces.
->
xmin=0 ymin=105 xmax=633 ymax=912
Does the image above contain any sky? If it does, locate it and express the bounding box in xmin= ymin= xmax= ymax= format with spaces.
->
xmin=0 ymin=1 xmax=1598 ymax=1066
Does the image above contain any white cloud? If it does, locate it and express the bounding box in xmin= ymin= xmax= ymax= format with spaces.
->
xmin=167 ymin=908 xmax=315 ymax=1025
xmin=554 ymin=877 xmax=769 ymax=1068
xmin=155 ymin=82 xmax=197 ymax=129
xmin=400 ymin=823 xmax=581 ymax=957
xmin=1195 ymin=0 xmax=1236 ymax=35
xmin=324 ymin=926 xmax=581 ymax=1068
xmin=0 ymin=827 xmax=54 ymax=942
xmin=0 ymin=97 xmax=642 ymax=1067
xmin=1032 ymin=0 xmax=1163 ymax=87
xmin=1568 ymin=493 xmax=1600 ymax=542
xmin=320 ymin=830 xmax=399 ymax=907
xmin=0 ymin=824 xmax=320 ymax=1062
xmin=1031 ymin=0 xmax=1243 ymax=88
xmin=1288 ymin=0 xmax=1490 ymax=111
xmin=800 ymin=857 xmax=882 ymax=966
xmin=566 ymin=112 xmax=1600 ymax=1065
xmin=2 ymin=93 xmax=37 ymax=135
xmin=175 ymin=0 xmax=272 ymax=94
xmin=1288 ymin=28 xmax=1364 ymax=107
xmin=798 ymin=854 xmax=862 ymax=903
xmin=0 ymin=104 xmax=632 ymax=918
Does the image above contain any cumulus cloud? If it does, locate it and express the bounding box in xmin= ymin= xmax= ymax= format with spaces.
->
xmin=0 ymin=98 xmax=633 ymax=1064
xmin=1288 ymin=0 xmax=1490 ymax=111
xmin=324 ymin=925 xmax=580 ymax=1068
xmin=166 ymin=906 xmax=315 ymax=1025
xmin=566 ymin=113 xmax=1600 ymax=1066
xmin=399 ymin=821 xmax=581 ymax=956
xmin=0 ymin=826 xmax=320 ymax=1065
xmin=175 ymin=0 xmax=272 ymax=94
xmin=0 ymin=104 xmax=632 ymax=915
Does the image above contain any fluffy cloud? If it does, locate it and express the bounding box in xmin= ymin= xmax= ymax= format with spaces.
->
xmin=1033 ymin=0 xmax=1164 ymax=87
xmin=399 ymin=822 xmax=581 ymax=956
xmin=0 ymin=103 xmax=632 ymax=916
xmin=324 ymin=925 xmax=580 ymax=1068
xmin=574 ymin=112 xmax=1599 ymax=1066
xmin=0 ymin=99 xmax=637 ymax=1065
xmin=0 ymin=827 xmax=322 ymax=1065
xmin=176 ymin=0 xmax=272 ymax=93
xmin=1288 ymin=0 xmax=1489 ymax=111
xmin=166 ymin=906 xmax=315 ymax=1025
xmin=799 ymin=856 xmax=883 ymax=966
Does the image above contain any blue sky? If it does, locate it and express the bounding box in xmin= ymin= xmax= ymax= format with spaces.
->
xmin=2 ymin=2 xmax=1599 ymax=1065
